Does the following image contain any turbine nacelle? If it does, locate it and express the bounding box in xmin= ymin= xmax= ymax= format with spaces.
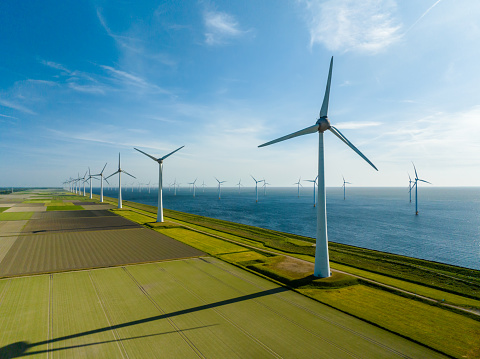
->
xmin=316 ymin=117 xmax=331 ymax=133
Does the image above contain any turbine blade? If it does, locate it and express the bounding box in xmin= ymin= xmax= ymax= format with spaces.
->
xmin=161 ymin=145 xmax=185 ymax=161
xmin=101 ymin=163 xmax=107 ymax=174
xmin=329 ymin=126 xmax=378 ymax=171
xmin=104 ymin=177 xmax=110 ymax=185
xmin=258 ymin=124 xmax=318 ymax=148
xmin=118 ymin=153 xmax=121 ymax=169
xmin=122 ymin=170 xmax=136 ymax=179
xmin=105 ymin=170 xmax=120 ymax=180
xmin=418 ymin=179 xmax=432 ymax=184
xmin=134 ymin=148 xmax=159 ymax=162
xmin=320 ymin=56 xmax=333 ymax=118
xmin=412 ymin=162 xmax=418 ymax=179
xmin=250 ymin=174 xmax=256 ymax=182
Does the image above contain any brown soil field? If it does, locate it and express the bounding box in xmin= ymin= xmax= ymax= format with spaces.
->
xmin=21 ymin=216 xmax=142 ymax=234
xmin=0 ymin=228 xmax=204 ymax=277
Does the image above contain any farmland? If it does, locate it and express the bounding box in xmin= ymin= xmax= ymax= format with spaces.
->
xmin=0 ymin=258 xmax=448 ymax=358
xmin=0 ymin=189 xmax=478 ymax=358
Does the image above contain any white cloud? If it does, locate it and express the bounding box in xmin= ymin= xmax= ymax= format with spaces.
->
xmin=335 ymin=121 xmax=382 ymax=130
xmin=301 ymin=0 xmax=402 ymax=53
xmin=0 ymin=99 xmax=36 ymax=115
xmin=204 ymin=11 xmax=248 ymax=45
xmin=68 ymin=83 xmax=106 ymax=95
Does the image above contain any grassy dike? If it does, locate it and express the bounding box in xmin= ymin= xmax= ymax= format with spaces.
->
xmin=96 ymin=194 xmax=480 ymax=358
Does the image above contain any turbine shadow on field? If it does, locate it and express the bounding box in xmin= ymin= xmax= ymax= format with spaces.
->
xmin=0 ymin=287 xmax=287 ymax=358
xmin=0 ymin=326 xmax=216 ymax=358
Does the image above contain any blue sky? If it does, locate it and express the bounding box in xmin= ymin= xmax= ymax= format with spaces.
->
xmin=1 ymin=0 xmax=479 ymax=188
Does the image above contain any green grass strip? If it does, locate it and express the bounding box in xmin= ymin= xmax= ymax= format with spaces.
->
xmin=46 ymin=205 xmax=83 ymax=211
xmin=0 ymin=207 xmax=8 ymax=213
xmin=0 ymin=212 xmax=33 ymax=221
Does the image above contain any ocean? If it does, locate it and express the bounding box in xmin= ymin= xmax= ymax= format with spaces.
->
xmin=96 ymin=186 xmax=480 ymax=271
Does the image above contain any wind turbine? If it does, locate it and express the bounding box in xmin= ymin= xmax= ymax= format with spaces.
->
xmin=251 ymin=175 xmax=264 ymax=202
xmin=342 ymin=176 xmax=351 ymax=200
xmin=412 ymin=163 xmax=431 ymax=215
xmin=294 ymin=177 xmax=302 ymax=197
xmin=304 ymin=176 xmax=318 ymax=207
xmin=258 ymin=57 xmax=377 ymax=278
xmin=134 ymin=146 xmax=184 ymax=222
xmin=81 ymin=171 xmax=88 ymax=196
xmin=86 ymin=168 xmax=99 ymax=199
xmin=262 ymin=179 xmax=270 ymax=196
xmin=408 ymin=174 xmax=413 ymax=203
xmin=201 ymin=181 xmax=206 ymax=193
xmin=91 ymin=163 xmax=109 ymax=203
xmin=106 ymin=153 xmax=136 ymax=209
xmin=236 ymin=179 xmax=243 ymax=194
xmin=215 ymin=177 xmax=226 ymax=199
xmin=188 ymin=178 xmax=197 ymax=197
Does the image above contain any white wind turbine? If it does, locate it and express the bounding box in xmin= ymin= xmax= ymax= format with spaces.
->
xmin=81 ymin=171 xmax=88 ymax=196
xmin=262 ymin=179 xmax=270 ymax=196
xmin=134 ymin=146 xmax=184 ymax=222
xmin=106 ymin=153 xmax=136 ymax=209
xmin=258 ymin=57 xmax=377 ymax=278
xmin=294 ymin=177 xmax=302 ymax=197
xmin=304 ymin=176 xmax=318 ymax=207
xmin=412 ymin=162 xmax=431 ymax=215
xmin=91 ymin=163 xmax=109 ymax=203
xmin=86 ymin=168 xmax=99 ymax=199
xmin=342 ymin=175 xmax=351 ymax=200
xmin=251 ymin=175 xmax=264 ymax=202
xmin=188 ymin=178 xmax=197 ymax=197
xmin=408 ymin=174 xmax=413 ymax=203
xmin=201 ymin=181 xmax=206 ymax=193
xmin=236 ymin=179 xmax=243 ymax=194
xmin=215 ymin=177 xmax=226 ymax=199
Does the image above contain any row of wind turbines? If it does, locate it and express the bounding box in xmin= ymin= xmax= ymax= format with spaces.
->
xmin=64 ymin=57 xmax=431 ymax=279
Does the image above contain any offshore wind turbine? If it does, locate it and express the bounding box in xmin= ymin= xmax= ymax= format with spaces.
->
xmin=262 ymin=179 xmax=270 ymax=196
xmin=236 ymin=179 xmax=243 ymax=193
xmin=294 ymin=177 xmax=302 ymax=197
xmin=215 ymin=177 xmax=226 ymax=199
xmin=342 ymin=176 xmax=351 ymax=200
xmin=258 ymin=57 xmax=377 ymax=278
xmin=201 ymin=181 xmax=206 ymax=193
xmin=92 ymin=163 xmax=108 ymax=203
xmin=188 ymin=178 xmax=197 ymax=197
xmin=251 ymin=175 xmax=264 ymax=202
xmin=106 ymin=153 xmax=136 ymax=209
xmin=408 ymin=174 xmax=414 ymax=203
xmin=304 ymin=176 xmax=318 ymax=207
xmin=412 ymin=163 xmax=431 ymax=215
xmin=134 ymin=146 xmax=184 ymax=222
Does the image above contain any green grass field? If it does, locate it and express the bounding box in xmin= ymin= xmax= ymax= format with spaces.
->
xmin=0 ymin=259 xmax=449 ymax=358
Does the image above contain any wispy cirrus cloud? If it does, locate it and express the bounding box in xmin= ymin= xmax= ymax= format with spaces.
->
xmin=203 ymin=10 xmax=250 ymax=46
xmin=301 ymin=0 xmax=402 ymax=54
xmin=0 ymin=98 xmax=36 ymax=115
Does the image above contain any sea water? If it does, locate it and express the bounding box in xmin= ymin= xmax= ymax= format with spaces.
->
xmin=97 ymin=186 xmax=480 ymax=270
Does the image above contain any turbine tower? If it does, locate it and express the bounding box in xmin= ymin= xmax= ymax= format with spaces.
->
xmin=134 ymin=146 xmax=184 ymax=222
xmin=304 ymin=176 xmax=318 ymax=207
xmin=86 ymin=168 xmax=99 ymax=199
xmin=106 ymin=153 xmax=136 ymax=209
xmin=258 ymin=57 xmax=377 ymax=278
xmin=412 ymin=163 xmax=431 ymax=215
xmin=342 ymin=176 xmax=351 ymax=200
xmin=251 ymin=175 xmax=264 ymax=203
xmin=92 ymin=163 xmax=108 ymax=203
xmin=215 ymin=177 xmax=226 ymax=199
